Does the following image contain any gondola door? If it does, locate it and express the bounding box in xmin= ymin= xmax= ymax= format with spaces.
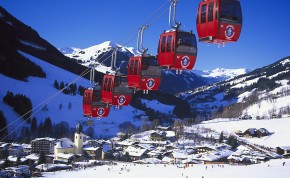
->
xmin=127 ymin=57 xmax=141 ymax=90
xmin=158 ymin=32 xmax=176 ymax=69
xmin=101 ymin=75 xmax=114 ymax=105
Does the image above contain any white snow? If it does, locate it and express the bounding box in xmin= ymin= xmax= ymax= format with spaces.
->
xmin=280 ymin=58 xmax=290 ymax=66
xmin=201 ymin=117 xmax=290 ymax=148
xmin=194 ymin=68 xmax=250 ymax=80
xmin=58 ymin=47 xmax=81 ymax=55
xmin=20 ymin=40 xmax=46 ymax=50
xmin=65 ymin=41 xmax=136 ymax=67
xmin=42 ymin=159 xmax=290 ymax=178
xmin=0 ymin=50 xmax=145 ymax=138
xmin=141 ymin=99 xmax=174 ymax=114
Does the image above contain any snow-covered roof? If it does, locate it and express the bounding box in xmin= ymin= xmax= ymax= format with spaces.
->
xmin=161 ymin=156 xmax=174 ymax=163
xmin=138 ymin=143 xmax=156 ymax=151
xmin=35 ymin=164 xmax=71 ymax=171
xmin=21 ymin=144 xmax=32 ymax=149
xmin=125 ymin=146 xmax=147 ymax=157
xmin=55 ymin=138 xmax=74 ymax=149
xmin=117 ymin=140 xmax=137 ymax=146
xmin=32 ymin=137 xmax=56 ymax=142
xmin=135 ymin=158 xmax=162 ymax=164
xmin=278 ymin=146 xmax=290 ymax=150
xmin=56 ymin=153 xmax=75 ymax=159
xmin=83 ymin=146 xmax=100 ymax=151
xmin=25 ymin=153 xmax=39 ymax=161
xmin=245 ymin=128 xmax=257 ymax=135
xmin=165 ymin=131 xmax=175 ymax=137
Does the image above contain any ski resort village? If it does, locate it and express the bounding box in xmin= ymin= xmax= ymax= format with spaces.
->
xmin=1 ymin=0 xmax=290 ymax=178
xmin=1 ymin=117 xmax=290 ymax=177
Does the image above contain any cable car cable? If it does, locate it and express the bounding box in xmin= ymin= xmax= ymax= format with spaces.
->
xmin=1 ymin=0 xmax=173 ymax=140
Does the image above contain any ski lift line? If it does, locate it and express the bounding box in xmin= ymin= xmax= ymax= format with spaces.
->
xmin=2 ymin=1 xmax=174 ymax=136
xmin=0 ymin=69 xmax=92 ymax=142
xmin=1 ymin=0 xmax=169 ymax=134
xmin=93 ymin=1 xmax=170 ymax=66
xmin=115 ymin=0 xmax=170 ymax=49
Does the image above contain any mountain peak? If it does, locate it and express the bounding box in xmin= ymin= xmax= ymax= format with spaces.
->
xmin=193 ymin=68 xmax=251 ymax=83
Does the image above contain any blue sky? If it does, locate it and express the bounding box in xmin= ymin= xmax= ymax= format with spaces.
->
xmin=1 ymin=0 xmax=290 ymax=70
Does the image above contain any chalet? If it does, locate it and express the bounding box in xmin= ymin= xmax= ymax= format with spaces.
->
xmin=235 ymin=130 xmax=244 ymax=137
xmin=8 ymin=143 xmax=25 ymax=157
xmin=276 ymin=146 xmax=290 ymax=155
xmin=54 ymin=138 xmax=75 ymax=155
xmin=150 ymin=131 xmax=166 ymax=141
xmin=124 ymin=146 xmax=147 ymax=161
xmin=83 ymin=146 xmax=102 ymax=160
xmin=243 ymin=128 xmax=257 ymax=137
xmin=22 ymin=144 xmax=32 ymax=155
xmin=54 ymin=153 xmax=75 ymax=164
xmin=156 ymin=126 xmax=172 ymax=131
xmin=194 ymin=145 xmax=216 ymax=154
xmin=5 ymin=165 xmax=30 ymax=177
xmin=31 ymin=137 xmax=56 ymax=154
xmin=228 ymin=145 xmax=268 ymax=164
xmin=256 ymin=128 xmax=271 ymax=137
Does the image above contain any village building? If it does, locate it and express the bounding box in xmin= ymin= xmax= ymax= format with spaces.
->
xmin=124 ymin=146 xmax=147 ymax=161
xmin=54 ymin=123 xmax=84 ymax=163
xmin=31 ymin=137 xmax=56 ymax=154
xmin=83 ymin=146 xmax=102 ymax=160
xmin=256 ymin=128 xmax=271 ymax=137
xmin=243 ymin=128 xmax=257 ymax=137
xmin=276 ymin=146 xmax=290 ymax=155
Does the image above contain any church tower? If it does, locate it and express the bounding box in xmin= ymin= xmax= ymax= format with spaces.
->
xmin=74 ymin=123 xmax=84 ymax=154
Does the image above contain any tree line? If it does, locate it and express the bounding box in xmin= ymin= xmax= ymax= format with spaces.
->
xmin=53 ymin=80 xmax=86 ymax=96
xmin=3 ymin=91 xmax=32 ymax=123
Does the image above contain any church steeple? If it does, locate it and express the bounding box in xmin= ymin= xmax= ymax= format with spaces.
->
xmin=74 ymin=123 xmax=84 ymax=154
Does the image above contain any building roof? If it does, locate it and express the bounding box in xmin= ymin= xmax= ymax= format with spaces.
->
xmin=278 ymin=146 xmax=290 ymax=150
xmin=125 ymin=146 xmax=147 ymax=157
xmin=32 ymin=137 xmax=56 ymax=142
xmin=25 ymin=153 xmax=39 ymax=161
xmin=55 ymin=138 xmax=74 ymax=149
xmin=56 ymin=153 xmax=75 ymax=159
xmin=83 ymin=146 xmax=100 ymax=151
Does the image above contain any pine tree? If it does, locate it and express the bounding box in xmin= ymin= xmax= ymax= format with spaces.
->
xmin=31 ymin=117 xmax=37 ymax=134
xmin=16 ymin=156 xmax=21 ymax=166
xmin=44 ymin=117 xmax=52 ymax=136
xmin=226 ymin=135 xmax=238 ymax=149
xmin=0 ymin=111 xmax=8 ymax=141
xmin=59 ymin=103 xmax=63 ymax=110
xmin=219 ymin=131 xmax=224 ymax=143
xmin=38 ymin=151 xmax=46 ymax=164
xmin=54 ymin=80 xmax=59 ymax=89
xmin=68 ymin=102 xmax=72 ymax=110
xmin=60 ymin=81 xmax=65 ymax=90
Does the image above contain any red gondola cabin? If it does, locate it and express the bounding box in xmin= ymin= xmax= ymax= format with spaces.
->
xmin=83 ymin=87 xmax=110 ymax=118
xmin=196 ymin=0 xmax=242 ymax=44
xmin=127 ymin=55 xmax=162 ymax=91
xmin=101 ymin=73 xmax=132 ymax=106
xmin=157 ymin=30 xmax=197 ymax=71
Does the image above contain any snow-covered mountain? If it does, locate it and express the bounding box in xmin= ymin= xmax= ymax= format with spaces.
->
xmin=58 ymin=47 xmax=81 ymax=55
xmin=193 ymin=68 xmax=251 ymax=84
xmin=63 ymin=41 xmax=136 ymax=67
xmin=61 ymin=42 xmax=250 ymax=94
xmin=179 ymin=56 xmax=290 ymax=120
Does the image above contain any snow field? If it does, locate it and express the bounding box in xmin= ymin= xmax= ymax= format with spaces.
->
xmin=43 ymin=159 xmax=290 ymax=178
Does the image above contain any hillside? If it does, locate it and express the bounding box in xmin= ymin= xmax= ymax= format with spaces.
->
xmin=179 ymin=56 xmax=290 ymax=120
xmin=0 ymin=51 xmax=149 ymax=139
xmin=200 ymin=117 xmax=290 ymax=148
xmin=0 ymin=6 xmax=103 ymax=83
